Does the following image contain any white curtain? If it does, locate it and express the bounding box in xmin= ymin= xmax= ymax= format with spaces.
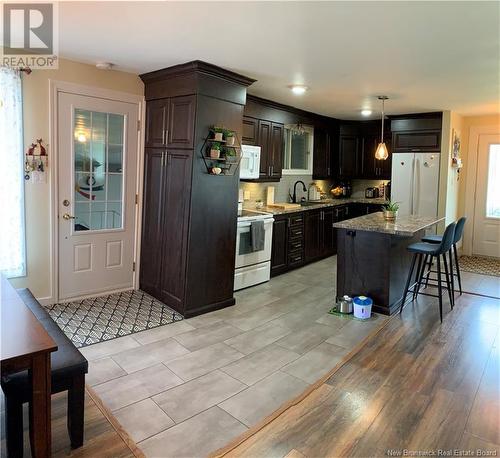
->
xmin=0 ymin=67 xmax=26 ymax=277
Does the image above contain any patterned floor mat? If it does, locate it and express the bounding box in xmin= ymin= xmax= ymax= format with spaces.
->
xmin=459 ymin=256 xmax=500 ymax=277
xmin=45 ymin=290 xmax=183 ymax=348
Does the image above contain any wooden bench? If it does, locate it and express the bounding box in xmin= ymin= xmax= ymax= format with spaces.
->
xmin=1 ymin=289 xmax=88 ymax=455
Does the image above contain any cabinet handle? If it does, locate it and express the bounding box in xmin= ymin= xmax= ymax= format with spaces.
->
xmin=346 ymin=207 xmax=349 ymax=216
xmin=327 ymin=167 xmax=330 ymax=175
xmin=165 ymin=129 xmax=169 ymax=144
xmin=270 ymin=165 xmax=273 ymax=175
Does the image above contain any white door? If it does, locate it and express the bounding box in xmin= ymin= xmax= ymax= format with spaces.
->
xmin=391 ymin=153 xmax=414 ymax=216
xmin=472 ymin=134 xmax=500 ymax=257
xmin=413 ymin=152 xmax=440 ymax=217
xmin=58 ymin=92 xmax=139 ymax=300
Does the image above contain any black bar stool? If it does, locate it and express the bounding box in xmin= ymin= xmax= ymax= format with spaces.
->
xmin=400 ymin=222 xmax=456 ymax=322
xmin=421 ymin=216 xmax=467 ymax=295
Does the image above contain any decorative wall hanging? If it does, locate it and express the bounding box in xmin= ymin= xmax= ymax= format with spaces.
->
xmin=451 ymin=128 xmax=463 ymax=180
xmin=25 ymin=138 xmax=48 ymax=183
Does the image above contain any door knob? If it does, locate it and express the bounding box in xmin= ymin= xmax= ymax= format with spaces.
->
xmin=62 ymin=213 xmax=76 ymax=220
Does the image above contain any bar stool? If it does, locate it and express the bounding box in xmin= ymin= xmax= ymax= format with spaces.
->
xmin=421 ymin=216 xmax=467 ymax=295
xmin=400 ymin=222 xmax=456 ymax=322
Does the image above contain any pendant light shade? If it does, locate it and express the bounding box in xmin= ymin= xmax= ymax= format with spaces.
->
xmin=375 ymin=96 xmax=389 ymax=160
xmin=375 ymin=142 xmax=389 ymax=160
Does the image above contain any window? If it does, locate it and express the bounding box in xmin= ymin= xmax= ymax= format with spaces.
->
xmin=486 ymin=143 xmax=500 ymax=218
xmin=73 ymin=109 xmax=125 ymax=231
xmin=0 ymin=67 xmax=25 ymax=277
xmin=282 ymin=124 xmax=314 ymax=175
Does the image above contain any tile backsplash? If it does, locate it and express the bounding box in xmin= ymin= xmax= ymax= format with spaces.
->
xmin=240 ymin=177 xmax=390 ymax=207
xmin=240 ymin=175 xmax=334 ymax=206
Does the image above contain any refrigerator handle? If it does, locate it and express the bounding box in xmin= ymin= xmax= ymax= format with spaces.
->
xmin=410 ymin=156 xmax=415 ymax=215
xmin=414 ymin=156 xmax=419 ymax=215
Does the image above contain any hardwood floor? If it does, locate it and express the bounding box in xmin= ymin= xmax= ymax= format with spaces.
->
xmin=0 ymin=388 xmax=140 ymax=457
xmin=216 ymin=292 xmax=500 ymax=457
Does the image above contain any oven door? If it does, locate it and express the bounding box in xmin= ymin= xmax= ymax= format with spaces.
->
xmin=235 ymin=218 xmax=273 ymax=269
xmin=240 ymin=145 xmax=261 ymax=179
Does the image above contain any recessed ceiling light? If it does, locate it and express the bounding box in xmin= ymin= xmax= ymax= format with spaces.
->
xmin=361 ymin=109 xmax=372 ymax=117
xmin=289 ymin=85 xmax=308 ymax=95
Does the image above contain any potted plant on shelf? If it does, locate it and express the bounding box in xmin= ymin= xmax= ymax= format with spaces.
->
xmin=211 ymin=126 xmax=224 ymax=141
xmin=382 ymin=201 xmax=400 ymax=221
xmin=210 ymin=142 xmax=221 ymax=159
xmin=225 ymin=129 xmax=235 ymax=146
xmin=225 ymin=147 xmax=238 ymax=162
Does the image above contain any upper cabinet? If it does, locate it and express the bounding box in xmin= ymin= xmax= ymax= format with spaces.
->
xmin=312 ymin=127 xmax=333 ymax=179
xmin=338 ymin=122 xmax=391 ymax=180
xmin=242 ymin=115 xmax=283 ymax=182
xmin=145 ymin=95 xmax=195 ymax=149
xmin=391 ymin=114 xmax=442 ymax=153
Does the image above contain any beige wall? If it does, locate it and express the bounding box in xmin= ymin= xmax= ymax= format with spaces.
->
xmin=458 ymin=114 xmax=500 ymax=217
xmin=11 ymin=58 xmax=143 ymax=301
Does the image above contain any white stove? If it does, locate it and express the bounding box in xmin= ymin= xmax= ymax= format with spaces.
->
xmin=234 ymin=210 xmax=274 ymax=291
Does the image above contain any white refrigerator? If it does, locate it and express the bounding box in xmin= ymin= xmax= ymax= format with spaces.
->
xmin=391 ymin=153 xmax=440 ymax=216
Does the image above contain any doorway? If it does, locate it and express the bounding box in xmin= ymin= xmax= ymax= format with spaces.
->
xmin=57 ymin=89 xmax=140 ymax=301
xmin=472 ymin=134 xmax=500 ymax=258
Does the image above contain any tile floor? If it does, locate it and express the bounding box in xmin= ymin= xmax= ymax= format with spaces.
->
xmin=82 ymin=256 xmax=389 ymax=457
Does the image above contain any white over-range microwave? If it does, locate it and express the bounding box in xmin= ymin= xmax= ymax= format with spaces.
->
xmin=239 ymin=145 xmax=261 ymax=179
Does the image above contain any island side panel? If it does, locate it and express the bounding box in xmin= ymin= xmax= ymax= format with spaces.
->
xmin=336 ymin=229 xmax=392 ymax=313
xmin=388 ymin=230 xmax=426 ymax=313
xmin=337 ymin=229 xmax=426 ymax=315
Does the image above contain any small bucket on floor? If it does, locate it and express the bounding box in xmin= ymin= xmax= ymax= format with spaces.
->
xmin=353 ymin=296 xmax=373 ymax=320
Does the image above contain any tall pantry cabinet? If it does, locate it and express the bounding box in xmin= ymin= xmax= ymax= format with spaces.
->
xmin=139 ymin=61 xmax=255 ymax=318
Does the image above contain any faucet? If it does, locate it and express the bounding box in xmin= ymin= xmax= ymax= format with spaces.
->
xmin=291 ymin=180 xmax=307 ymax=203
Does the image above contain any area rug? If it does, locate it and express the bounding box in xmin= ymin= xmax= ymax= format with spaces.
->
xmin=459 ymin=255 xmax=500 ymax=277
xmin=45 ymin=290 xmax=183 ymax=348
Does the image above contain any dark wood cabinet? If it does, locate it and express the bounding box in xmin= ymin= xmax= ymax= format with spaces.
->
xmin=140 ymin=61 xmax=255 ymax=318
xmin=339 ymin=123 xmax=392 ymax=180
xmin=392 ymin=130 xmax=441 ymax=153
xmin=257 ymin=120 xmax=271 ymax=179
xmin=304 ymin=210 xmax=322 ymax=262
xmin=145 ymin=99 xmax=169 ymax=147
xmin=241 ymin=117 xmax=283 ymax=182
xmin=242 ymin=116 xmax=258 ymax=145
xmin=304 ymin=208 xmax=338 ymax=262
xmin=313 ymin=128 xmax=332 ymax=179
xmin=391 ymin=114 xmax=442 ymax=153
xmin=270 ymin=122 xmax=284 ymax=179
xmin=140 ymin=148 xmax=165 ymax=297
xmin=158 ymin=150 xmax=192 ymax=310
xmin=145 ymin=95 xmax=195 ymax=149
xmin=323 ymin=208 xmax=336 ymax=255
xmin=271 ymin=216 xmax=288 ymax=276
xmin=140 ymin=149 xmax=192 ymax=310
xmin=338 ymin=135 xmax=361 ymax=178
xmin=271 ymin=213 xmax=304 ymax=276
xmin=167 ymin=96 xmax=195 ymax=149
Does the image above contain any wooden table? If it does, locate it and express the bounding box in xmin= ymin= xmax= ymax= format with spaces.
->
xmin=1 ymin=276 xmax=57 ymax=457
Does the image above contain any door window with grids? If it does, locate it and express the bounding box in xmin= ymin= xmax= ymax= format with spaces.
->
xmin=486 ymin=143 xmax=500 ymax=218
xmin=73 ymin=109 xmax=125 ymax=231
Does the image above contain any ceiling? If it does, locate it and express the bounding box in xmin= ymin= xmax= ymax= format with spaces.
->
xmin=59 ymin=1 xmax=499 ymax=119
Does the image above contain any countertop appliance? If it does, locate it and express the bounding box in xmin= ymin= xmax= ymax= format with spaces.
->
xmin=234 ymin=210 xmax=274 ymax=291
xmin=391 ymin=153 xmax=440 ymax=217
xmin=365 ymin=187 xmax=378 ymax=198
xmin=240 ymin=145 xmax=261 ymax=180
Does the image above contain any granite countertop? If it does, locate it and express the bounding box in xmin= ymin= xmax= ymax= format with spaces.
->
xmin=332 ymin=212 xmax=445 ymax=236
xmin=251 ymin=197 xmax=388 ymax=215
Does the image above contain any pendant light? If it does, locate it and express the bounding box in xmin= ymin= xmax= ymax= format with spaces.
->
xmin=375 ymin=96 xmax=389 ymax=160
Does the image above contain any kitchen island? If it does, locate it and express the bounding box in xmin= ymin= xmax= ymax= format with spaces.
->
xmin=333 ymin=212 xmax=444 ymax=315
